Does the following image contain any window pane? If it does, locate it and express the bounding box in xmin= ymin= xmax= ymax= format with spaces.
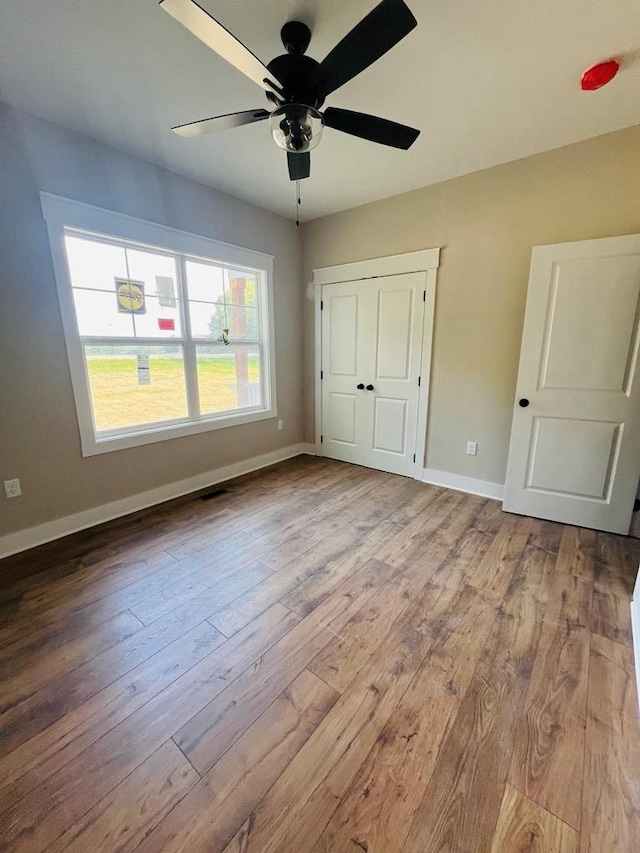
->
xmin=125 ymin=248 xmax=182 ymax=337
xmin=196 ymin=344 xmax=261 ymax=414
xmin=133 ymin=295 xmax=181 ymax=339
xmin=226 ymin=270 xmax=258 ymax=307
xmin=226 ymin=305 xmax=259 ymax=340
xmin=186 ymin=260 xmax=225 ymax=302
xmin=126 ymin=247 xmax=177 ymax=284
xmin=188 ymin=301 xmax=258 ymax=341
xmin=84 ymin=345 xmax=187 ymax=431
xmin=188 ymin=301 xmax=225 ymax=339
xmin=73 ymin=289 xmax=134 ymax=337
xmin=65 ymin=235 xmax=127 ymax=292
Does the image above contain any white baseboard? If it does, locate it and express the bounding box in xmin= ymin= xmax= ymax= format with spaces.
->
xmin=631 ymin=595 xmax=640 ymax=713
xmin=422 ymin=467 xmax=504 ymax=501
xmin=0 ymin=443 xmax=316 ymax=560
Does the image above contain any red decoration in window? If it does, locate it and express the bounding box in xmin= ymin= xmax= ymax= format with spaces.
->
xmin=158 ymin=318 xmax=175 ymax=330
xmin=581 ymin=60 xmax=620 ymax=91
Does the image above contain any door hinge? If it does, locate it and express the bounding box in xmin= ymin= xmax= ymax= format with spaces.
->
xmin=417 ymin=376 xmax=421 ymax=387
xmin=320 ymin=300 xmax=324 ymax=310
xmin=320 ymin=435 xmax=324 ymax=443
xmin=320 ymin=370 xmax=323 ymax=380
xmin=423 ymin=290 xmax=426 ymax=302
xmin=413 ymin=453 xmax=416 ymax=463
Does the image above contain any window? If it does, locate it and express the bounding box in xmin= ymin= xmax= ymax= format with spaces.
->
xmin=41 ymin=194 xmax=276 ymax=456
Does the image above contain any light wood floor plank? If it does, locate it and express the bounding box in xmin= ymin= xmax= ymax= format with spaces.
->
xmin=0 ymin=604 xmax=298 ymax=853
xmin=466 ymin=514 xmax=534 ymax=601
xmin=0 ymin=601 xmax=141 ymax=677
xmin=308 ymin=500 xmax=496 ymax=696
xmin=0 ymin=609 xmax=143 ymax=715
xmin=509 ymin=572 xmax=592 ymax=829
xmin=591 ymin=581 xmax=632 ymax=646
xmin=307 ymin=568 xmax=422 ymax=695
xmin=0 ymin=454 xmax=317 ymax=588
xmin=282 ymin=488 xmax=481 ymax=632
xmin=556 ymin=526 xmax=598 ymax=581
xmin=45 ymin=740 xmax=199 ymax=853
xmin=0 ymin=457 xmax=637 ymax=853
xmin=129 ymin=560 xmax=272 ymax=625
xmin=314 ymin=583 xmax=496 ymax=853
xmin=221 ymin=546 xmax=491 ymax=853
xmin=400 ymin=530 xmax=550 ymax=852
xmin=0 ymin=620 xmax=224 ymax=814
xmin=580 ymin=633 xmax=640 ymax=852
xmin=490 ymin=783 xmax=579 ymax=853
xmin=0 ymin=576 xmax=241 ymax=758
xmin=163 ymin=460 xmax=366 ymax=562
xmin=0 ymin=550 xmax=177 ymax=647
xmin=264 ymin=476 xmax=410 ymax=571
xmin=526 ymin=518 xmax=565 ymax=556
xmin=176 ymin=559 xmax=395 ymax=774
xmin=374 ymin=489 xmax=466 ymax=568
xmin=209 ymin=507 xmax=404 ymax=638
xmin=591 ymin=533 xmax=635 ymax=645
xmin=137 ymin=670 xmax=338 ymax=853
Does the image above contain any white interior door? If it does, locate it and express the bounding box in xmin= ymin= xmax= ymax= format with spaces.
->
xmin=504 ymin=234 xmax=640 ymax=534
xmin=321 ymin=273 xmax=426 ymax=477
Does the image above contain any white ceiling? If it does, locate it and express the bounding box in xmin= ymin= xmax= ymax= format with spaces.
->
xmin=0 ymin=0 xmax=638 ymax=220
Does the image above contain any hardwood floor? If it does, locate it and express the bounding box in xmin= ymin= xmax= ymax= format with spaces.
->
xmin=0 ymin=455 xmax=639 ymax=852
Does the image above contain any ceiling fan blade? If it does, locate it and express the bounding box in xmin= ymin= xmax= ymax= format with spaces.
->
xmin=323 ymin=107 xmax=420 ymax=149
xmin=309 ymin=0 xmax=417 ymax=98
xmin=172 ymin=109 xmax=269 ymax=138
xmin=160 ymin=0 xmax=283 ymax=94
xmin=287 ymin=152 xmax=311 ymax=181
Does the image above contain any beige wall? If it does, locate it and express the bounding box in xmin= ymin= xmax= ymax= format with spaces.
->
xmin=2 ymin=101 xmax=640 ymax=543
xmin=0 ymin=103 xmax=303 ymax=538
xmin=302 ymin=124 xmax=640 ymax=485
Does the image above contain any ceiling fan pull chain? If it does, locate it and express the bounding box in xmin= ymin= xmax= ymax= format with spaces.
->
xmin=296 ymin=179 xmax=301 ymax=227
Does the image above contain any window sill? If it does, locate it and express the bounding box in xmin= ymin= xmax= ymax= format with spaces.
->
xmin=81 ymin=407 xmax=276 ymax=457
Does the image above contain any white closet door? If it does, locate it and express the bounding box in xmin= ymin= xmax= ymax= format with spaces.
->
xmin=321 ymin=272 xmax=426 ymax=477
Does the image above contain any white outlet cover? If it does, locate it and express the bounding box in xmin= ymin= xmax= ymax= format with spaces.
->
xmin=466 ymin=441 xmax=478 ymax=456
xmin=4 ymin=478 xmax=22 ymax=498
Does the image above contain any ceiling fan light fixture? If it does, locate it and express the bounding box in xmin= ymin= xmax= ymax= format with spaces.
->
xmin=269 ymin=104 xmax=324 ymax=153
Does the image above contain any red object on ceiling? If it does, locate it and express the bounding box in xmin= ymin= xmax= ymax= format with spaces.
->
xmin=581 ymin=60 xmax=620 ymax=91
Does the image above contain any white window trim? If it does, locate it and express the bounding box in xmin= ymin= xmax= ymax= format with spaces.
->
xmin=41 ymin=193 xmax=277 ymax=456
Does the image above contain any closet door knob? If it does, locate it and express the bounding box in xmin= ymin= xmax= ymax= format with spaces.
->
xmin=518 ymin=398 xmax=530 ymax=408
xmin=357 ymin=383 xmax=365 ymax=390
xmin=366 ymin=384 xmax=374 ymax=391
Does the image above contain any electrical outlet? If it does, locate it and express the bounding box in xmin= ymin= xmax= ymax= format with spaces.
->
xmin=466 ymin=441 xmax=477 ymax=456
xmin=277 ymin=419 xmax=283 ymax=431
xmin=4 ymin=478 xmax=22 ymax=498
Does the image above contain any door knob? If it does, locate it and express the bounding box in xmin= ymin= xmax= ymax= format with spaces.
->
xmin=518 ymin=398 xmax=530 ymax=407
xmin=357 ymin=383 xmax=365 ymax=390
xmin=366 ymin=384 xmax=374 ymax=391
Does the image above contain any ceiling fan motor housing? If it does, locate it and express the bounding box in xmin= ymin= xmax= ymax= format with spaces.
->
xmin=267 ymin=52 xmax=325 ymax=109
xmin=280 ymin=21 xmax=312 ymax=56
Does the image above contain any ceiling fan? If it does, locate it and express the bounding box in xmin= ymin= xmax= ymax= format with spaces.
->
xmin=160 ymin=0 xmax=420 ymax=181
